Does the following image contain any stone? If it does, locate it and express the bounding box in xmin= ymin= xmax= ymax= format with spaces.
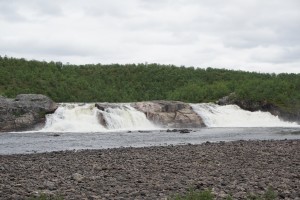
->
xmin=72 ymin=173 xmax=85 ymax=182
xmin=132 ymin=101 xmax=206 ymax=128
xmin=179 ymin=129 xmax=191 ymax=134
xmin=43 ymin=180 xmax=56 ymax=190
xmin=0 ymin=94 xmax=57 ymax=132
xmin=0 ymin=140 xmax=299 ymax=199
xmin=88 ymin=195 xmax=101 ymax=200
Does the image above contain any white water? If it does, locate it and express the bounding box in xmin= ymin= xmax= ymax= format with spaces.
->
xmin=41 ymin=103 xmax=299 ymax=132
xmin=102 ymin=105 xmax=156 ymax=130
xmin=41 ymin=103 xmax=157 ymax=132
xmin=191 ymin=103 xmax=299 ymax=127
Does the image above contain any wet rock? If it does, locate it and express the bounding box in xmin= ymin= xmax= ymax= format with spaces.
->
xmin=167 ymin=129 xmax=178 ymax=132
xmin=179 ymin=129 xmax=191 ymax=134
xmin=138 ymin=130 xmax=152 ymax=133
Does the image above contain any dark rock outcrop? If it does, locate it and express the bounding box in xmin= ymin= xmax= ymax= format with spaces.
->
xmin=132 ymin=100 xmax=206 ymax=128
xmin=0 ymin=94 xmax=58 ymax=132
xmin=95 ymin=103 xmax=120 ymax=111
xmin=217 ymin=93 xmax=300 ymax=123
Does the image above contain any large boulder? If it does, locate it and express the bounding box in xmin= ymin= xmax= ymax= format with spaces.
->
xmin=132 ymin=100 xmax=206 ymax=128
xmin=0 ymin=94 xmax=58 ymax=132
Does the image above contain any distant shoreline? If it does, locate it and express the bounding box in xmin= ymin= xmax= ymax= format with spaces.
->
xmin=1 ymin=139 xmax=299 ymax=199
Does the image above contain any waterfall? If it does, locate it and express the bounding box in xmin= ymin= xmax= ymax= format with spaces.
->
xmin=41 ymin=103 xmax=157 ymax=132
xmin=41 ymin=102 xmax=298 ymax=132
xmin=101 ymin=105 xmax=156 ymax=130
xmin=191 ymin=103 xmax=299 ymax=127
xmin=42 ymin=103 xmax=106 ymax=132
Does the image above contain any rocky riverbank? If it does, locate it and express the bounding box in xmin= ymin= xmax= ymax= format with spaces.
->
xmin=0 ymin=94 xmax=57 ymax=132
xmin=0 ymin=140 xmax=299 ymax=199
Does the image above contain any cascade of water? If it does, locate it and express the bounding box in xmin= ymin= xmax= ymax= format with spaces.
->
xmin=191 ymin=103 xmax=299 ymax=127
xmin=100 ymin=105 xmax=157 ymax=130
xmin=42 ymin=103 xmax=106 ymax=132
xmin=41 ymin=102 xmax=298 ymax=132
xmin=41 ymin=103 xmax=157 ymax=132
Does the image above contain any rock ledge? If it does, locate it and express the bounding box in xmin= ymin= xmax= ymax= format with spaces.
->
xmin=0 ymin=94 xmax=57 ymax=132
xmin=132 ymin=100 xmax=206 ymax=128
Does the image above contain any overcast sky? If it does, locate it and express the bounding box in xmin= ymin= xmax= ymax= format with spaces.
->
xmin=0 ymin=0 xmax=299 ymax=73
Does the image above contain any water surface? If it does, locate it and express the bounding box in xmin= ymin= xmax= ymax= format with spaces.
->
xmin=1 ymin=127 xmax=299 ymax=154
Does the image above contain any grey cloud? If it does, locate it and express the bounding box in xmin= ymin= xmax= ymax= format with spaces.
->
xmin=0 ymin=1 xmax=25 ymax=22
xmin=68 ymin=0 xmax=136 ymax=18
xmin=0 ymin=38 xmax=93 ymax=57
xmin=250 ymin=46 xmax=300 ymax=64
xmin=0 ymin=0 xmax=62 ymax=22
xmin=28 ymin=0 xmax=63 ymax=17
xmin=0 ymin=0 xmax=299 ymax=73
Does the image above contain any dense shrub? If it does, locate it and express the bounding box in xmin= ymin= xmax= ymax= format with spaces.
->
xmin=1 ymin=56 xmax=299 ymax=112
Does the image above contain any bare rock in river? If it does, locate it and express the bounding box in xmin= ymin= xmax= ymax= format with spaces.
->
xmin=95 ymin=101 xmax=206 ymax=128
xmin=0 ymin=94 xmax=57 ymax=132
xmin=132 ymin=100 xmax=206 ymax=128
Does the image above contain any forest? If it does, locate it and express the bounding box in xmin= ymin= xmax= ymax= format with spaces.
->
xmin=1 ymin=56 xmax=300 ymax=112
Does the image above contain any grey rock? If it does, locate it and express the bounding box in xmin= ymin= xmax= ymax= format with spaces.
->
xmin=179 ymin=129 xmax=191 ymax=134
xmin=72 ymin=173 xmax=85 ymax=182
xmin=43 ymin=180 xmax=56 ymax=190
xmin=0 ymin=94 xmax=57 ymax=132
xmin=132 ymin=100 xmax=206 ymax=128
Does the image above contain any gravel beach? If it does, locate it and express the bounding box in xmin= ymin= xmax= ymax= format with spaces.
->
xmin=0 ymin=140 xmax=299 ymax=200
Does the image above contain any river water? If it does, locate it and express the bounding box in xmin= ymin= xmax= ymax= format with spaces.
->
xmin=1 ymin=127 xmax=300 ymax=154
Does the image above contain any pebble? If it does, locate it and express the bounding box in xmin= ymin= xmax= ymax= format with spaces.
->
xmin=0 ymin=140 xmax=299 ymax=199
xmin=72 ymin=173 xmax=85 ymax=182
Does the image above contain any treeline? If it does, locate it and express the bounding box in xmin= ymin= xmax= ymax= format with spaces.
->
xmin=0 ymin=56 xmax=299 ymax=111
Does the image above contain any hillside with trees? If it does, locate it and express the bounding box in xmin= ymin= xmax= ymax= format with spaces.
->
xmin=1 ymin=56 xmax=299 ymax=113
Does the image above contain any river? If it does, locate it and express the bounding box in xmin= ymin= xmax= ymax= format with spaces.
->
xmin=1 ymin=127 xmax=299 ymax=154
xmin=1 ymin=103 xmax=299 ymax=154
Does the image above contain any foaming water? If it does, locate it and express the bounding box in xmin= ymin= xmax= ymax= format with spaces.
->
xmin=102 ymin=105 xmax=156 ymax=130
xmin=40 ymin=102 xmax=299 ymax=132
xmin=42 ymin=103 xmax=106 ymax=132
xmin=191 ymin=103 xmax=299 ymax=127
xmin=41 ymin=103 xmax=157 ymax=132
